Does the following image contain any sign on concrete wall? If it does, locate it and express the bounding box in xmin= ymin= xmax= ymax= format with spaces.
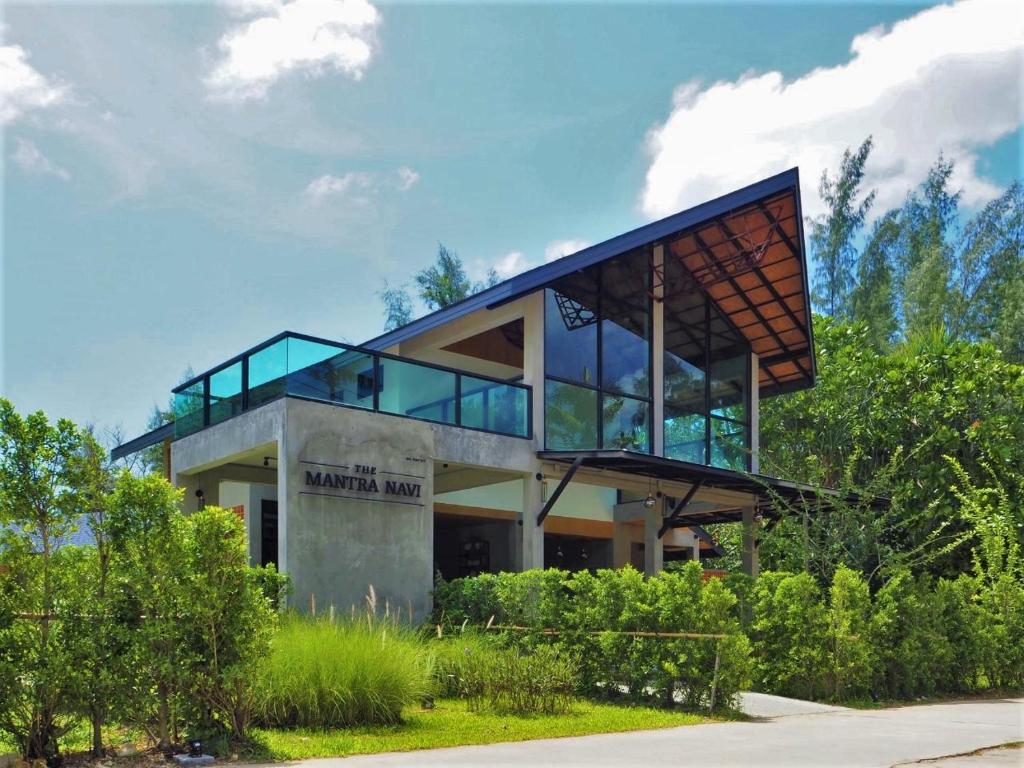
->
xmin=299 ymin=458 xmax=427 ymax=507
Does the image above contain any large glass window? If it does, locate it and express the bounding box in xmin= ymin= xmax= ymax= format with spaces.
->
xmin=544 ymin=248 xmax=653 ymax=451
xmin=544 ymin=272 xmax=598 ymax=386
xmin=662 ymin=252 xmax=752 ymax=470
xmin=545 ymin=380 xmax=598 ymax=450
xmin=209 ymin=362 xmax=243 ymax=426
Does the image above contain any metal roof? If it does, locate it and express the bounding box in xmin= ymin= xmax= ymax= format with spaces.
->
xmin=362 ymin=167 xmax=814 ymax=396
xmin=538 ymin=450 xmax=888 ymax=524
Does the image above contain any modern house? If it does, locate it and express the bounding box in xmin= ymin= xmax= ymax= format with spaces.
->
xmin=114 ymin=167 xmax=825 ymax=619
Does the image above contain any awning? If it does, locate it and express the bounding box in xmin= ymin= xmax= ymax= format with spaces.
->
xmin=537 ymin=450 xmax=887 ymax=524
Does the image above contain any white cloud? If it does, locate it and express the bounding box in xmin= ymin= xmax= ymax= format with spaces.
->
xmin=544 ymin=238 xmax=591 ymax=263
xmin=0 ymin=44 xmax=67 ymax=124
xmin=205 ymin=0 xmax=381 ymax=102
xmin=493 ymin=251 xmax=531 ymax=279
xmin=641 ymin=0 xmax=1023 ymax=222
xmin=305 ymin=171 xmax=373 ymax=201
xmin=396 ymin=165 xmax=419 ymax=192
xmin=11 ymin=138 xmax=71 ymax=180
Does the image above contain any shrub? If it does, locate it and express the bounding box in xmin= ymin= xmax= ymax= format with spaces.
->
xmin=749 ymin=571 xmax=829 ymax=700
xmin=826 ymin=566 xmax=876 ymax=700
xmin=254 ymin=614 xmax=432 ymax=728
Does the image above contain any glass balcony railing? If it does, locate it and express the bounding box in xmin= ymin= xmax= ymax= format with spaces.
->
xmin=172 ymin=332 xmax=531 ymax=440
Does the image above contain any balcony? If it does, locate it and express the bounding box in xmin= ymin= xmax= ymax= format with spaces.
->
xmin=172 ymin=332 xmax=532 ymax=440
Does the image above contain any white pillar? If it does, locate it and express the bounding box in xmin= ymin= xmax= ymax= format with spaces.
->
xmin=520 ymin=471 xmax=545 ymax=571
xmin=644 ymin=499 xmax=664 ymax=576
xmin=652 ymin=244 xmax=665 ymax=457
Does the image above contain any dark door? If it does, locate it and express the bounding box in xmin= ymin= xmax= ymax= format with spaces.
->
xmin=260 ymin=499 xmax=278 ymax=568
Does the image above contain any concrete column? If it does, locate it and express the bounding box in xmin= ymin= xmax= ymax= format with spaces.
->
xmin=520 ymin=471 xmax=545 ymax=571
xmin=612 ymin=522 xmax=632 ymax=568
xmin=276 ymin=437 xmax=289 ymax=577
xmin=643 ymin=500 xmax=664 ymax=576
xmin=652 ymin=244 xmax=665 ymax=457
xmin=690 ymin=530 xmax=702 ymax=561
xmin=741 ymin=507 xmax=760 ymax=579
xmin=749 ymin=352 xmax=760 ymax=473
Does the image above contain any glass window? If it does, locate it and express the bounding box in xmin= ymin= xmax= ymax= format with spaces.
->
xmin=378 ymin=358 xmax=456 ymax=424
xmin=209 ymin=363 xmax=242 ymax=426
xmin=545 ymin=380 xmax=597 ymax=450
xmin=460 ymin=376 xmax=528 ymax=437
xmin=602 ymin=394 xmax=650 ymax=452
xmin=248 ymin=339 xmax=287 ymax=408
xmin=545 ymin=276 xmax=598 ymax=385
xmin=711 ymin=417 xmax=748 ymax=471
xmin=664 ymin=405 xmax=706 ymax=464
xmin=709 ymin=352 xmax=748 ymax=423
xmin=288 ymin=346 xmax=374 ymax=408
xmin=173 ymin=380 xmax=205 ymax=438
xmin=600 ymin=250 xmax=650 ymax=397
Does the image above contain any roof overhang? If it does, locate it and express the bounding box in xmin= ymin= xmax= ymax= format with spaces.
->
xmin=110 ymin=421 xmax=173 ymax=461
xmin=538 ymin=450 xmax=888 ymax=524
xmin=363 ymin=167 xmax=815 ymax=397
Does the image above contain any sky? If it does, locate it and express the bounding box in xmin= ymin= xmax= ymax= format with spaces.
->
xmin=2 ymin=0 xmax=1021 ymax=441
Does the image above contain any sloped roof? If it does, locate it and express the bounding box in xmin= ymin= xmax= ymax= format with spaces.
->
xmin=363 ymin=167 xmax=815 ymax=397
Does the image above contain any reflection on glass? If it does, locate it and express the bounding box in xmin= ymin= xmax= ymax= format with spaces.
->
xmin=545 ymin=380 xmax=597 ymax=450
xmin=600 ymin=250 xmax=650 ymax=396
xmin=378 ymin=358 xmax=456 ymax=424
xmin=173 ymin=381 xmax=205 ymax=438
xmin=461 ymin=376 xmax=528 ymax=437
xmin=209 ymin=363 xmax=243 ymax=426
xmin=288 ymin=348 xmax=374 ymax=408
xmin=602 ymin=394 xmax=650 ymax=452
xmin=710 ymin=353 xmax=748 ymax=422
xmin=710 ymin=417 xmax=748 ymax=470
xmin=545 ymin=285 xmax=598 ymax=385
xmin=664 ymin=405 xmax=706 ymax=464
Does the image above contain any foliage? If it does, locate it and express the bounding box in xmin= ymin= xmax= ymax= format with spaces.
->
xmin=811 ymin=141 xmax=1023 ymax=359
xmin=253 ymin=613 xmax=433 ymax=729
xmin=749 ymin=571 xmax=828 ymax=700
xmin=811 ymin=137 xmax=876 ymax=318
xmin=378 ymin=281 xmax=413 ymax=332
xmin=180 ymin=507 xmax=280 ymax=742
xmin=433 ymin=564 xmax=751 ymax=711
xmin=825 ymin=566 xmax=875 ymax=700
xmin=760 ymin=316 xmax=1024 ymax=580
xmin=0 ymin=399 xmax=106 ymax=759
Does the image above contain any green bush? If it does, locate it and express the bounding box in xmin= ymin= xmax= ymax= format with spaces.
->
xmin=750 ymin=571 xmax=829 ymax=700
xmin=254 ymin=614 xmax=432 ymax=728
xmin=434 ymin=564 xmax=751 ymax=711
xmin=826 ymin=566 xmax=876 ymax=700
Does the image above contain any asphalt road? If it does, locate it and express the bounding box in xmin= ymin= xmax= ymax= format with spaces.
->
xmin=280 ymin=697 xmax=1023 ymax=768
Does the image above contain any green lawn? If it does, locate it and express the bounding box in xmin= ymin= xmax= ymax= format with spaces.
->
xmin=246 ymin=698 xmax=712 ymax=760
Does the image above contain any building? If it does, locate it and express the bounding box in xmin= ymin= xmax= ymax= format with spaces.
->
xmin=114 ymin=167 xmax=829 ymax=619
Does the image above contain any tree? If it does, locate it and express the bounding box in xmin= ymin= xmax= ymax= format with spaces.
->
xmin=850 ymin=210 xmax=899 ymax=349
xmin=760 ymin=316 xmax=1024 ymax=580
xmin=136 ymin=367 xmax=194 ymax=478
xmin=378 ymin=281 xmax=413 ymax=331
xmin=415 ymin=243 xmax=473 ymax=310
xmin=810 ymin=138 xmax=876 ymax=318
xmin=0 ymin=398 xmax=106 ymax=759
xmin=107 ymin=471 xmax=189 ymax=750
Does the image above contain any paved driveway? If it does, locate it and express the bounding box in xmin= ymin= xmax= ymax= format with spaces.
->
xmin=282 ymin=697 xmax=1023 ymax=768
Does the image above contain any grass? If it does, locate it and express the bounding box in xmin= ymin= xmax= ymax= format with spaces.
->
xmin=255 ymin=611 xmax=433 ymax=728
xmin=246 ymin=697 xmax=712 ymax=760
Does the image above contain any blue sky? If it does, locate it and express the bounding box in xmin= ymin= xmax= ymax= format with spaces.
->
xmin=2 ymin=0 xmax=1021 ymax=440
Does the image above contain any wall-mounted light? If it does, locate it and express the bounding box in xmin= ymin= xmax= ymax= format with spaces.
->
xmin=263 ymin=455 xmax=275 ymax=467
xmin=195 ymin=489 xmax=205 ymax=510
xmin=643 ymin=493 xmax=657 ymax=509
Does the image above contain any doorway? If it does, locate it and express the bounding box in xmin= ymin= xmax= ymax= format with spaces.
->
xmin=260 ymin=499 xmax=278 ymax=568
